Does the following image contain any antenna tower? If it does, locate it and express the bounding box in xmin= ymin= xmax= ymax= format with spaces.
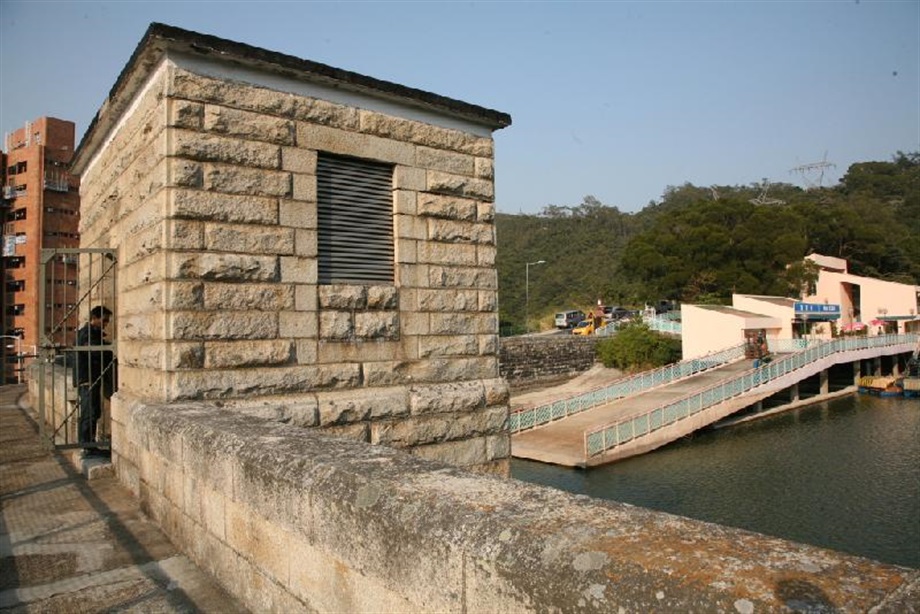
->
xmin=790 ymin=151 xmax=836 ymax=189
xmin=749 ymin=178 xmax=785 ymax=206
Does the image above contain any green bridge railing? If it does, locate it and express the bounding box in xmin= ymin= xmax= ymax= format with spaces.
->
xmin=509 ymin=343 xmax=746 ymax=434
xmin=584 ymin=334 xmax=920 ymax=458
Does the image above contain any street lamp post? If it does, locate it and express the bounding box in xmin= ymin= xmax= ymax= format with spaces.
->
xmin=525 ymin=260 xmax=546 ymax=333
xmin=1 ymin=335 xmax=23 ymax=384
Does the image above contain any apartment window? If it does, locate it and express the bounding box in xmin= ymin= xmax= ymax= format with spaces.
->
xmin=11 ymin=209 xmax=26 ymax=221
xmin=43 ymin=207 xmax=77 ymax=216
xmin=6 ymin=280 xmax=25 ymax=292
xmin=5 ymin=162 xmax=26 ymax=176
xmin=6 ymin=257 xmax=25 ymax=268
xmin=6 ymin=305 xmax=25 ymax=316
xmin=317 ymin=152 xmax=394 ymax=284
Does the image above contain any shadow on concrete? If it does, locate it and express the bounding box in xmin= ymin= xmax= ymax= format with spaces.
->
xmin=0 ymin=384 xmax=244 ymax=612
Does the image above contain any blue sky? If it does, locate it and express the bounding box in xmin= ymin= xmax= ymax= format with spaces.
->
xmin=1 ymin=1 xmax=917 ymax=214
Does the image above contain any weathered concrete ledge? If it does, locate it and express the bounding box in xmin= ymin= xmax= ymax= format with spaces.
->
xmin=111 ymin=395 xmax=918 ymax=613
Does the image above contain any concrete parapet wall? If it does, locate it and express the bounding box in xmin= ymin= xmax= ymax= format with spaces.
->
xmin=111 ymin=393 xmax=919 ymax=613
xmin=26 ymin=363 xmax=79 ymax=445
xmin=500 ymin=335 xmax=598 ymax=385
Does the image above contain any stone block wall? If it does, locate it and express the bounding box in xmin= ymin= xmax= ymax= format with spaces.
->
xmin=110 ymin=398 xmax=918 ymax=614
xmin=76 ymin=52 xmax=509 ymax=472
xmin=500 ymin=335 xmax=598 ymax=385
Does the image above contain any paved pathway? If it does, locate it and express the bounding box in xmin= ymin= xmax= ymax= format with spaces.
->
xmin=0 ymin=385 xmax=245 ymax=613
xmin=511 ymin=360 xmax=754 ymax=466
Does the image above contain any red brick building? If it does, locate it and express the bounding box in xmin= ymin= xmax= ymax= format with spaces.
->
xmin=2 ymin=117 xmax=80 ymax=383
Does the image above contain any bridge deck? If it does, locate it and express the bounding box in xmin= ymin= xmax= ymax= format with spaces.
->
xmin=511 ymin=360 xmax=756 ymax=467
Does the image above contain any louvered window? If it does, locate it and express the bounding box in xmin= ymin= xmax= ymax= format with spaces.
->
xmin=317 ymin=153 xmax=394 ymax=284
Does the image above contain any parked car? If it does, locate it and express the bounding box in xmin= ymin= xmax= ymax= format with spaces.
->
xmin=555 ymin=310 xmax=585 ymax=329
xmin=604 ymin=306 xmax=631 ymax=321
xmin=572 ymin=320 xmax=596 ymax=336
xmin=655 ymin=300 xmax=675 ymax=314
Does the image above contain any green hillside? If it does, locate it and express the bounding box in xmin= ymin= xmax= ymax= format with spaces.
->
xmin=496 ymin=152 xmax=920 ymax=332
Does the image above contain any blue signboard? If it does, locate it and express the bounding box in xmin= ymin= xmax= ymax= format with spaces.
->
xmin=794 ymin=302 xmax=841 ymax=319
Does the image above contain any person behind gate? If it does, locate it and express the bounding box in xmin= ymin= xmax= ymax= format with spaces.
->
xmin=75 ymin=305 xmax=114 ymax=455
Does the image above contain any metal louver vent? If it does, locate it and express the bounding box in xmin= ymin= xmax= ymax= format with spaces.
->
xmin=317 ymin=153 xmax=394 ymax=284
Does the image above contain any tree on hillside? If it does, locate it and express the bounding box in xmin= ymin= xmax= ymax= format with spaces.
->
xmin=619 ymin=197 xmax=809 ymax=302
xmin=495 ymin=153 xmax=918 ymax=330
xmin=780 ymin=259 xmax=820 ymax=299
xmin=496 ymin=196 xmax=639 ymax=326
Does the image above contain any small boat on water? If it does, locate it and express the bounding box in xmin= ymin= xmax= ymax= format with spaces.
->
xmin=902 ymin=377 xmax=920 ymax=399
xmin=857 ymin=344 xmax=920 ymax=398
xmin=858 ymin=376 xmax=903 ymax=397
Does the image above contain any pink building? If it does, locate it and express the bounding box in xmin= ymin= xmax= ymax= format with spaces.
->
xmin=681 ymin=255 xmax=920 ymax=359
xmin=804 ymin=254 xmax=920 ymax=336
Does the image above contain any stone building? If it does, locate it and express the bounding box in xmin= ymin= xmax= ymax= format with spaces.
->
xmin=69 ymin=23 xmax=512 ymax=474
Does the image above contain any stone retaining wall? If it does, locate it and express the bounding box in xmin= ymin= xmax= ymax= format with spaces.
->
xmin=110 ymin=397 xmax=918 ymax=613
xmin=500 ymin=335 xmax=598 ymax=385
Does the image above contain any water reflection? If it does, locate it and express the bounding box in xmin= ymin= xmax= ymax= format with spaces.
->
xmin=513 ymin=395 xmax=920 ymax=568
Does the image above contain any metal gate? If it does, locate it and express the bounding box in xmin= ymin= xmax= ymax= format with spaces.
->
xmin=36 ymin=247 xmax=117 ymax=452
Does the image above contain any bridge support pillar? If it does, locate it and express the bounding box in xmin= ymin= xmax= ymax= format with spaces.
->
xmin=853 ymin=360 xmax=862 ymax=385
xmin=819 ymin=369 xmax=829 ymax=395
xmin=790 ymin=383 xmax=800 ymax=403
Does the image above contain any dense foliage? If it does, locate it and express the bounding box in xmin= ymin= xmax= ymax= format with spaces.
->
xmin=497 ymin=153 xmax=919 ymax=330
xmin=595 ymin=323 xmax=682 ymax=371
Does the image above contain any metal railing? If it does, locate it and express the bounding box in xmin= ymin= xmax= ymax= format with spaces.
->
xmin=645 ymin=314 xmax=682 ymax=335
xmin=768 ymin=338 xmax=820 ymax=353
xmin=584 ymin=333 xmax=919 ymax=458
xmin=596 ymin=313 xmax=682 ymax=337
xmin=595 ymin=319 xmax=625 ymax=337
xmin=509 ymin=343 xmax=746 ymax=434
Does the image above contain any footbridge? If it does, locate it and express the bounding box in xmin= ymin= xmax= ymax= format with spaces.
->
xmin=512 ymin=334 xmax=918 ymax=468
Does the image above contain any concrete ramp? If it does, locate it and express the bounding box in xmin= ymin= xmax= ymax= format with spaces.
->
xmin=513 ymin=335 xmax=919 ymax=467
xmin=512 ymin=360 xmax=753 ymax=466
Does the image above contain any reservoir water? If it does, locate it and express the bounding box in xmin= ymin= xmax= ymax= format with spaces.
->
xmin=512 ymin=394 xmax=920 ymax=569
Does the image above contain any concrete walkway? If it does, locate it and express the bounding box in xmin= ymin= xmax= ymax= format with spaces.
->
xmin=0 ymin=385 xmax=245 ymax=613
xmin=511 ymin=360 xmax=754 ymax=466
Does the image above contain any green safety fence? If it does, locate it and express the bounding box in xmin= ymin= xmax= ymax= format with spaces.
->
xmin=509 ymin=343 xmax=746 ymax=434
